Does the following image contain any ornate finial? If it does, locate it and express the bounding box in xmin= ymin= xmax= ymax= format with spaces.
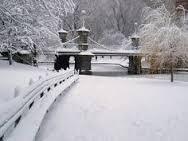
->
xmin=81 ymin=10 xmax=87 ymax=27
xmin=77 ymin=10 xmax=90 ymax=32
xmin=134 ymin=22 xmax=138 ymax=35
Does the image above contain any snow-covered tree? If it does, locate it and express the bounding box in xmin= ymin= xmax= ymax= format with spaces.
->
xmin=63 ymin=0 xmax=149 ymax=42
xmin=0 ymin=0 xmax=75 ymax=53
xmin=139 ymin=4 xmax=188 ymax=82
xmin=99 ymin=30 xmax=125 ymax=46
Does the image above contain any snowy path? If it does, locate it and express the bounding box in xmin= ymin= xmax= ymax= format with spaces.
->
xmin=36 ymin=65 xmax=188 ymax=141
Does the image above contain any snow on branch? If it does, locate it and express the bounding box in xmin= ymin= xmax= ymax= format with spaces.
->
xmin=0 ymin=0 xmax=75 ymax=54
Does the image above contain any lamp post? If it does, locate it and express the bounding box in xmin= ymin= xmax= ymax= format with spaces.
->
xmin=128 ymin=22 xmax=142 ymax=74
xmin=77 ymin=10 xmax=90 ymax=51
xmin=75 ymin=10 xmax=94 ymax=73
xmin=131 ymin=22 xmax=139 ymax=50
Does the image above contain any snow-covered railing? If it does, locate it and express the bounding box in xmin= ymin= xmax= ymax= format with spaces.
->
xmin=0 ymin=70 xmax=79 ymax=140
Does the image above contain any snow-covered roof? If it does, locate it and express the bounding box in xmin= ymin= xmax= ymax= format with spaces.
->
xmin=58 ymin=29 xmax=68 ymax=33
xmin=77 ymin=26 xmax=90 ymax=32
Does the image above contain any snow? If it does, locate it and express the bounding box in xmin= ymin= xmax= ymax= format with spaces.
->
xmin=56 ymin=46 xmax=79 ymax=52
xmin=131 ymin=34 xmax=140 ymax=38
xmin=0 ymin=60 xmax=52 ymax=104
xmin=58 ymin=29 xmax=68 ymax=33
xmin=91 ymin=49 xmax=142 ymax=55
xmin=91 ymin=56 xmax=150 ymax=69
xmin=18 ymin=50 xmax=31 ymax=55
xmin=79 ymin=51 xmax=94 ymax=56
xmin=36 ymin=65 xmax=188 ymax=141
xmin=77 ymin=26 xmax=90 ymax=32
xmin=91 ymin=56 xmax=129 ymax=68
xmin=1 ymin=60 xmax=188 ymax=141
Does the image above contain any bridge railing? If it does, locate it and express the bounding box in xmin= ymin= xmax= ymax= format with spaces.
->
xmin=0 ymin=70 xmax=79 ymax=140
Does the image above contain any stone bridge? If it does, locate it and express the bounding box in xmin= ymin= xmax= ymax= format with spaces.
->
xmin=51 ymin=26 xmax=144 ymax=74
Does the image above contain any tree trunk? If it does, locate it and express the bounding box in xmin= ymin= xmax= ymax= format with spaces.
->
xmin=170 ymin=64 xmax=174 ymax=82
xmin=8 ymin=50 xmax=13 ymax=65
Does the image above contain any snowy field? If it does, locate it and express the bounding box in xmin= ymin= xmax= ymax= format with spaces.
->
xmin=36 ymin=64 xmax=188 ymax=141
xmin=0 ymin=60 xmax=52 ymax=104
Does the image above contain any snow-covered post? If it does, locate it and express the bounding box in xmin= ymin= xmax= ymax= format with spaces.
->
xmin=55 ymin=29 xmax=69 ymax=71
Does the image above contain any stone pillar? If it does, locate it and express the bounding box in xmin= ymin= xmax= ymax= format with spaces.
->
xmin=54 ymin=55 xmax=61 ymax=71
xmin=131 ymin=36 xmax=139 ymax=50
xmin=54 ymin=29 xmax=70 ymax=71
xmin=128 ymin=36 xmax=142 ymax=74
xmin=74 ymin=56 xmax=80 ymax=71
xmin=79 ymin=54 xmax=93 ymax=71
xmin=128 ymin=56 xmax=142 ymax=74
xmin=77 ymin=27 xmax=90 ymax=51
xmin=76 ymin=26 xmax=93 ymax=73
xmin=76 ymin=53 xmax=93 ymax=73
xmin=60 ymin=55 xmax=70 ymax=70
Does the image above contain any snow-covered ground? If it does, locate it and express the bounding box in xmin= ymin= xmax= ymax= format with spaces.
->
xmin=0 ymin=60 xmax=53 ymax=105
xmin=36 ymin=64 xmax=188 ymax=141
